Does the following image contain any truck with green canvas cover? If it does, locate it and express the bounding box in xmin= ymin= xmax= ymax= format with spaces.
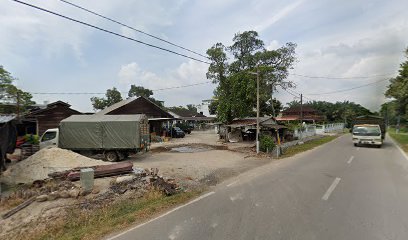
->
xmin=39 ymin=114 xmax=150 ymax=161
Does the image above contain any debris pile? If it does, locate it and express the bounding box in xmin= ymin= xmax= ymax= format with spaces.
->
xmin=2 ymin=148 xmax=111 ymax=184
xmin=108 ymin=168 xmax=178 ymax=196
xmin=48 ymin=162 xmax=134 ymax=181
xmin=1 ymin=162 xmax=179 ymax=221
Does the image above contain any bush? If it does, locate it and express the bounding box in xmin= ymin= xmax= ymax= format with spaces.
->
xmin=260 ymin=135 xmax=276 ymax=153
xmin=24 ymin=134 xmax=39 ymax=144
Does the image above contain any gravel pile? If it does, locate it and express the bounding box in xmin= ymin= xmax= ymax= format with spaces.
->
xmin=1 ymin=148 xmax=111 ymax=184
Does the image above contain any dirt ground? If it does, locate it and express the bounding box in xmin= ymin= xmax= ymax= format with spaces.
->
xmin=134 ymin=130 xmax=268 ymax=188
xmin=151 ymin=129 xmax=222 ymax=148
xmin=0 ymin=130 xmax=272 ymax=239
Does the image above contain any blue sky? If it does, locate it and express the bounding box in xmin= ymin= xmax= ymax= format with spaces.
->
xmin=1 ymin=0 xmax=407 ymax=112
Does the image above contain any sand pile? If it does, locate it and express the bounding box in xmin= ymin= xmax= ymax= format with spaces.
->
xmin=1 ymin=148 xmax=111 ymax=184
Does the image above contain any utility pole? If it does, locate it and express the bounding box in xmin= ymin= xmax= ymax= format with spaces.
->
xmin=16 ymin=91 xmax=20 ymax=120
xmin=397 ymin=115 xmax=401 ymax=134
xmin=300 ymin=93 xmax=303 ymax=139
xmin=248 ymin=68 xmax=260 ymax=154
xmin=271 ymin=82 xmax=275 ymax=117
xmin=256 ymin=68 xmax=260 ymax=154
xmin=300 ymin=93 xmax=303 ymax=123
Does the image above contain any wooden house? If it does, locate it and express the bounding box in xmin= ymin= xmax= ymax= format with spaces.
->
xmin=95 ymin=96 xmax=174 ymax=136
xmin=276 ymin=105 xmax=325 ymax=123
xmin=23 ymin=101 xmax=82 ymax=136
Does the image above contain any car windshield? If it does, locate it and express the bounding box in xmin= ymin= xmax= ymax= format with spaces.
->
xmin=173 ymin=127 xmax=181 ymax=131
xmin=41 ymin=131 xmax=57 ymax=141
xmin=353 ymin=126 xmax=381 ymax=136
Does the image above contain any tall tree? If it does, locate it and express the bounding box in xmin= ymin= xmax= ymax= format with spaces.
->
xmin=128 ymin=85 xmax=153 ymax=98
xmin=380 ymin=101 xmax=401 ymax=125
xmin=385 ymin=47 xmax=408 ymax=119
xmin=186 ymin=104 xmax=197 ymax=113
xmin=207 ymin=31 xmax=296 ymax=123
xmin=127 ymin=85 xmax=164 ymax=107
xmin=304 ymin=100 xmax=372 ymax=124
xmin=0 ymin=66 xmax=35 ymax=114
xmin=90 ymin=87 xmax=123 ymax=110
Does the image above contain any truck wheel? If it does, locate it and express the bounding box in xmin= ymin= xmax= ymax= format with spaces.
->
xmin=354 ymin=143 xmax=358 ymax=147
xmin=104 ymin=151 xmax=118 ymax=162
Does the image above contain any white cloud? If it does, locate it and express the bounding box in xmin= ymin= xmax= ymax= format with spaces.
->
xmin=117 ymin=60 xmax=211 ymax=106
xmin=266 ymin=40 xmax=280 ymax=50
xmin=255 ymin=0 xmax=305 ymax=32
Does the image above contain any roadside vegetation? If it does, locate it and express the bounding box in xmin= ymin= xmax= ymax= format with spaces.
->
xmin=388 ymin=127 xmax=408 ymax=152
xmin=280 ymin=135 xmax=338 ymax=158
xmin=27 ymin=189 xmax=203 ymax=240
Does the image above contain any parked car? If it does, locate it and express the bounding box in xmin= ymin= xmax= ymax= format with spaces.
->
xmin=175 ymin=123 xmax=193 ymax=134
xmin=168 ymin=127 xmax=185 ymax=138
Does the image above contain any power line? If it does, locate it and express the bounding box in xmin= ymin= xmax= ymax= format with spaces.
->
xmin=12 ymin=0 xmax=210 ymax=64
xmin=290 ymin=73 xmax=395 ymax=79
xmin=281 ymin=88 xmax=299 ymax=98
xmin=305 ymin=78 xmax=389 ymax=95
xmin=153 ymin=81 xmax=212 ymax=91
xmin=29 ymin=81 xmax=213 ymax=95
xmin=58 ymin=0 xmax=208 ymax=59
xmin=285 ymin=88 xmax=314 ymax=101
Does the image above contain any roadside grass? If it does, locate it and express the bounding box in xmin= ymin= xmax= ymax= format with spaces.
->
xmin=28 ymin=189 xmax=203 ymax=240
xmin=280 ymin=135 xmax=338 ymax=158
xmin=389 ymin=128 xmax=408 ymax=153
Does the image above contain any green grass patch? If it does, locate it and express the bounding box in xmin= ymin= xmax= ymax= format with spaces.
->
xmin=28 ymin=190 xmax=203 ymax=240
xmin=389 ymin=129 xmax=408 ymax=152
xmin=280 ymin=135 xmax=338 ymax=158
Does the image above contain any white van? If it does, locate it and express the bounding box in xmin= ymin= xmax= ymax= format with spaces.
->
xmin=352 ymin=124 xmax=382 ymax=148
xmin=39 ymin=128 xmax=59 ymax=149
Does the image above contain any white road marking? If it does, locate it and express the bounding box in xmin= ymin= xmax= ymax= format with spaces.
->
xmin=106 ymin=191 xmax=215 ymax=240
xmin=227 ymin=180 xmax=239 ymax=187
xmin=347 ymin=156 xmax=354 ymax=164
xmin=322 ymin=177 xmax=341 ymax=201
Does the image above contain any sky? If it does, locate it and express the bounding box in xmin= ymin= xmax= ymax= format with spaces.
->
xmin=1 ymin=0 xmax=408 ymax=113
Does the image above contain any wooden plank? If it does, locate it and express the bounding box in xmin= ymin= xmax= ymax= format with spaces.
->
xmin=2 ymin=197 xmax=36 ymax=219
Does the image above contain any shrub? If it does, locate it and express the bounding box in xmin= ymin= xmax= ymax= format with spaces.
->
xmin=260 ymin=135 xmax=276 ymax=153
xmin=24 ymin=134 xmax=40 ymax=144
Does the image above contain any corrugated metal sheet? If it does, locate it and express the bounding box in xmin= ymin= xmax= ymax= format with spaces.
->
xmin=0 ymin=115 xmax=16 ymax=123
xmin=61 ymin=114 xmax=147 ymax=123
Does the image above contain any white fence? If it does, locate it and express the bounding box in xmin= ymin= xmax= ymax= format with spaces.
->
xmin=294 ymin=123 xmax=345 ymax=139
xmin=315 ymin=123 xmax=345 ymax=134
xmin=294 ymin=125 xmax=316 ymax=139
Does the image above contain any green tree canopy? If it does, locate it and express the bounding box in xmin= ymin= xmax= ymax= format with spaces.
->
xmin=385 ymin=47 xmax=408 ymax=119
xmin=206 ymin=30 xmax=297 ymax=123
xmin=127 ymin=85 xmax=164 ymax=107
xmin=0 ymin=65 xmax=35 ymax=114
xmin=90 ymin=87 xmax=123 ymax=110
xmin=128 ymin=85 xmax=153 ymax=98
xmin=290 ymin=100 xmax=372 ymax=124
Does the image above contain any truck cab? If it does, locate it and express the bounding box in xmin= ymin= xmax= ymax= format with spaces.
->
xmin=39 ymin=128 xmax=59 ymax=149
xmin=352 ymin=124 xmax=382 ymax=148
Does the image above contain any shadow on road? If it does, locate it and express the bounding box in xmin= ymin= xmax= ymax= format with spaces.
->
xmin=357 ymin=141 xmax=392 ymax=149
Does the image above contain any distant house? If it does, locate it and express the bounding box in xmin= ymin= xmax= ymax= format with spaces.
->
xmin=95 ymin=96 xmax=174 ymax=136
xmin=225 ymin=117 xmax=286 ymax=142
xmin=168 ymin=108 xmax=215 ymax=126
xmin=23 ymin=101 xmax=82 ymax=136
xmin=276 ymin=105 xmax=325 ymax=123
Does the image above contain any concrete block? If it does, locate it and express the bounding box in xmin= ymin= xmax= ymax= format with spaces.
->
xmin=80 ymin=168 xmax=94 ymax=192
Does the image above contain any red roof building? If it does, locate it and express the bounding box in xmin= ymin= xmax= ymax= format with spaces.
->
xmin=276 ymin=105 xmax=325 ymax=123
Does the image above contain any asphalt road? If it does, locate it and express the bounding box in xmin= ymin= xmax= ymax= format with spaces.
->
xmin=108 ymin=134 xmax=408 ymax=240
